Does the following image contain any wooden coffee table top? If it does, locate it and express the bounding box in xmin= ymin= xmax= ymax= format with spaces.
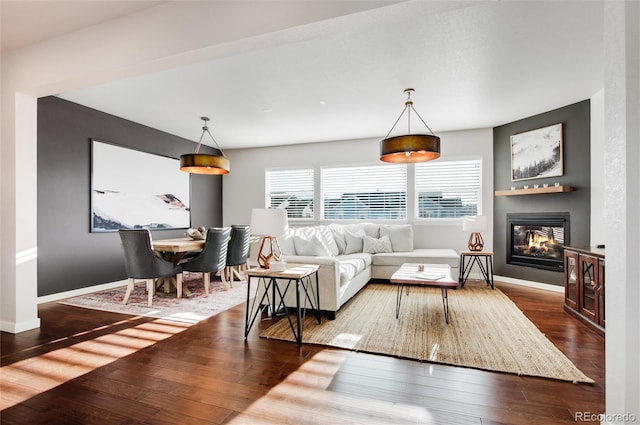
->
xmin=390 ymin=263 xmax=458 ymax=288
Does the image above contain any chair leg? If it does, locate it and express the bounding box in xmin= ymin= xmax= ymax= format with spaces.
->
xmin=123 ymin=278 xmax=135 ymax=304
xmin=232 ymin=266 xmax=244 ymax=282
xmin=204 ymin=272 xmax=210 ymax=296
xmin=220 ymin=269 xmax=230 ymax=290
xmin=226 ymin=267 xmax=234 ymax=288
xmin=146 ymin=279 xmax=154 ymax=307
xmin=176 ymin=273 xmax=183 ymax=299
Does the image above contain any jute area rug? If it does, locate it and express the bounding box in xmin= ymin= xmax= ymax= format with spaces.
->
xmin=260 ymin=282 xmax=594 ymax=384
xmin=58 ymin=274 xmax=247 ymax=324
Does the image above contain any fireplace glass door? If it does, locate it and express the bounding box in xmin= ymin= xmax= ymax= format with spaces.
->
xmin=507 ymin=212 xmax=569 ymax=272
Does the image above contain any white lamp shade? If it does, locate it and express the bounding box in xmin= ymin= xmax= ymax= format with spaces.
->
xmin=462 ymin=215 xmax=488 ymax=232
xmin=250 ymin=208 xmax=289 ymax=236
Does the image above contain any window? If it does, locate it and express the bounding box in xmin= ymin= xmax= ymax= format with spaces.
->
xmin=321 ymin=164 xmax=407 ymax=220
xmin=415 ymin=159 xmax=481 ymax=219
xmin=266 ymin=168 xmax=314 ymax=219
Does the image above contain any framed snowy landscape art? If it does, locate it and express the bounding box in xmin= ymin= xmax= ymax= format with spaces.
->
xmin=91 ymin=140 xmax=190 ymax=232
xmin=510 ymin=123 xmax=563 ymax=181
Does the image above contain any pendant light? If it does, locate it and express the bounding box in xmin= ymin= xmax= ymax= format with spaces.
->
xmin=180 ymin=116 xmax=230 ymax=175
xmin=380 ymin=88 xmax=441 ymax=163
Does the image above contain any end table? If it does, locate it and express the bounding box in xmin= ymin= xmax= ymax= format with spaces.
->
xmin=459 ymin=251 xmax=494 ymax=289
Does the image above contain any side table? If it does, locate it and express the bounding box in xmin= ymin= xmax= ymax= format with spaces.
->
xmin=459 ymin=251 xmax=494 ymax=289
xmin=244 ymin=264 xmax=320 ymax=344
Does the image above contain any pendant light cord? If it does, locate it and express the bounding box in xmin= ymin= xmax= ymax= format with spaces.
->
xmin=384 ymin=89 xmax=436 ymax=138
xmin=194 ymin=117 xmax=226 ymax=156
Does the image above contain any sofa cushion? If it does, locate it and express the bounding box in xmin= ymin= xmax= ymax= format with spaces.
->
xmin=344 ymin=230 xmax=365 ymax=254
xmin=278 ymin=229 xmax=297 ymax=256
xmin=337 ymin=253 xmax=371 ymax=285
xmin=379 ymin=224 xmax=414 ymax=252
xmin=342 ymin=223 xmax=380 ymax=238
xmin=372 ymin=248 xmax=460 ymax=268
xmin=329 ymin=223 xmax=347 ymax=255
xmin=362 ymin=234 xmax=393 ymax=254
xmin=279 ymin=225 xmax=340 ymax=257
xmin=293 ymin=234 xmax=333 ymax=257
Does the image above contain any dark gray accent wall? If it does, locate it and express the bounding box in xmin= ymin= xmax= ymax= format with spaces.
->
xmin=37 ymin=96 xmax=223 ymax=297
xmin=493 ymin=100 xmax=591 ymax=286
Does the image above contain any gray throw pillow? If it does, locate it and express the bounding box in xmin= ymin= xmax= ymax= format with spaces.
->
xmin=344 ymin=230 xmax=365 ymax=254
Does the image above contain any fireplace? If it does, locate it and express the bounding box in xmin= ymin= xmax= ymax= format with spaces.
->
xmin=506 ymin=212 xmax=569 ymax=272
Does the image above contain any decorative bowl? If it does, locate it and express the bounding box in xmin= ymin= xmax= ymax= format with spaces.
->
xmin=186 ymin=228 xmax=206 ymax=240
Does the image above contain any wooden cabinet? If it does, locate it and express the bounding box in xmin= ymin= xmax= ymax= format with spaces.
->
xmin=563 ymin=247 xmax=605 ymax=334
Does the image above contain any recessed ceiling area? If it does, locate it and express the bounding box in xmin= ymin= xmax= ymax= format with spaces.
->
xmin=3 ymin=1 xmax=604 ymax=150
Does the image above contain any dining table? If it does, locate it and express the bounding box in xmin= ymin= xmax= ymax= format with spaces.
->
xmin=152 ymin=237 xmax=205 ymax=295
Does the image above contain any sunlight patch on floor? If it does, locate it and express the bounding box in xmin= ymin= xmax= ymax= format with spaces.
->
xmin=0 ymin=317 xmax=191 ymax=410
xmin=226 ymin=349 xmax=436 ymax=424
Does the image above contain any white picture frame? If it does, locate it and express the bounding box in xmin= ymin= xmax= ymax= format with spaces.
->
xmin=91 ymin=140 xmax=190 ymax=232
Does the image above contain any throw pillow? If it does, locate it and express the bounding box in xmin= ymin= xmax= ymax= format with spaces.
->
xmin=317 ymin=226 xmax=340 ymax=257
xmin=293 ymin=235 xmax=333 ymax=257
xmin=329 ymin=224 xmax=346 ymax=255
xmin=344 ymin=230 xmax=365 ymax=254
xmin=362 ymin=234 xmax=393 ymax=254
xmin=380 ymin=224 xmax=414 ymax=252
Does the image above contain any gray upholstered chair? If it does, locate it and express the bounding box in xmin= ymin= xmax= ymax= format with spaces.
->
xmin=224 ymin=224 xmax=251 ymax=286
xmin=182 ymin=227 xmax=231 ymax=295
xmin=118 ymin=229 xmax=183 ymax=306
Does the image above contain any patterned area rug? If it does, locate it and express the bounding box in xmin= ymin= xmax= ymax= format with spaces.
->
xmin=261 ymin=282 xmax=594 ymax=384
xmin=58 ymin=275 xmax=247 ymax=324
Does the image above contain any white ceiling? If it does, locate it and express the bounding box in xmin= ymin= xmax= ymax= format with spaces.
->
xmin=2 ymin=1 xmax=604 ymax=150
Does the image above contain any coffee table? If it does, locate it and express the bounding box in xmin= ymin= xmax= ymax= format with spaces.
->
xmin=391 ymin=263 xmax=459 ymax=324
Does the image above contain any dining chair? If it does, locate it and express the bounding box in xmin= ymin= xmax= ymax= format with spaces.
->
xmin=182 ymin=227 xmax=231 ymax=295
xmin=224 ymin=224 xmax=251 ymax=287
xmin=118 ymin=229 xmax=183 ymax=306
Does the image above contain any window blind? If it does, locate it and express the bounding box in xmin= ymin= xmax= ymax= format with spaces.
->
xmin=266 ymin=168 xmax=314 ymax=219
xmin=415 ymin=159 xmax=481 ymax=218
xmin=321 ymin=164 xmax=407 ymax=220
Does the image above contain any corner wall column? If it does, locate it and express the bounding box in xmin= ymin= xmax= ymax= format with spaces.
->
xmin=604 ymin=1 xmax=640 ymax=423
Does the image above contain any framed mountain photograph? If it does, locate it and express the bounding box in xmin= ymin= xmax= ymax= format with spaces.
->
xmin=510 ymin=123 xmax=563 ymax=181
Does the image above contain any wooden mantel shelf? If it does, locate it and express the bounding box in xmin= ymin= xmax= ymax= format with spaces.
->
xmin=495 ymin=185 xmax=573 ymax=196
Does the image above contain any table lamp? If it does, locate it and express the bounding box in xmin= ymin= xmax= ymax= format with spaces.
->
xmin=462 ymin=215 xmax=488 ymax=251
xmin=250 ymin=208 xmax=289 ymax=268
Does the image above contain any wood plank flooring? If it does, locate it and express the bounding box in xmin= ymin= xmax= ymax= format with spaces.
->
xmin=1 ymin=280 xmax=605 ymax=424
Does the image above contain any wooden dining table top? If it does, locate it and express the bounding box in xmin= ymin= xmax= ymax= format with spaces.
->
xmin=152 ymin=237 xmax=205 ymax=252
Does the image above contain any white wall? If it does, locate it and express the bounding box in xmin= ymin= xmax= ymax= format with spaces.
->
xmin=223 ymin=127 xmax=494 ymax=253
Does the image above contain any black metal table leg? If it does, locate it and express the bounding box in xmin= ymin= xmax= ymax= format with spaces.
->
xmin=441 ymin=287 xmax=450 ymax=324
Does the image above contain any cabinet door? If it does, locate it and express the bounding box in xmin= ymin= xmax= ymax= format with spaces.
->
xmin=564 ymin=251 xmax=579 ymax=310
xmin=579 ymin=255 xmax=598 ymax=323
xmin=598 ymin=259 xmax=605 ymax=327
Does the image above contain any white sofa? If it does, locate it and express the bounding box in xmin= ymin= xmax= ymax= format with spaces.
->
xmin=272 ymin=223 xmax=459 ymax=319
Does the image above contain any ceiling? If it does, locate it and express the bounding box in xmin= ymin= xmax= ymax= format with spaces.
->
xmin=1 ymin=1 xmax=604 ymax=150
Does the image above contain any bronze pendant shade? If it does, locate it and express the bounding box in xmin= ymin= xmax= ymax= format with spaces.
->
xmin=180 ymin=116 xmax=230 ymax=175
xmin=380 ymin=88 xmax=441 ymax=163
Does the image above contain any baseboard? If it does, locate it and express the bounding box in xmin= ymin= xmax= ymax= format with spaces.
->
xmin=494 ymin=275 xmax=564 ymax=293
xmin=37 ymin=279 xmax=128 ymax=304
xmin=0 ymin=317 xmax=41 ymax=333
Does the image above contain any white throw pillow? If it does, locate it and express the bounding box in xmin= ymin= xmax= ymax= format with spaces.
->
xmin=362 ymin=234 xmax=393 ymax=254
xmin=316 ymin=225 xmax=340 ymax=257
xmin=329 ymin=223 xmax=346 ymax=255
xmin=293 ymin=234 xmax=333 ymax=257
xmin=380 ymin=224 xmax=414 ymax=252
xmin=344 ymin=230 xmax=365 ymax=254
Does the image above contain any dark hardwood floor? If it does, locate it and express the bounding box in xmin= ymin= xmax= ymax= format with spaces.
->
xmin=1 ymin=280 xmax=605 ymax=424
